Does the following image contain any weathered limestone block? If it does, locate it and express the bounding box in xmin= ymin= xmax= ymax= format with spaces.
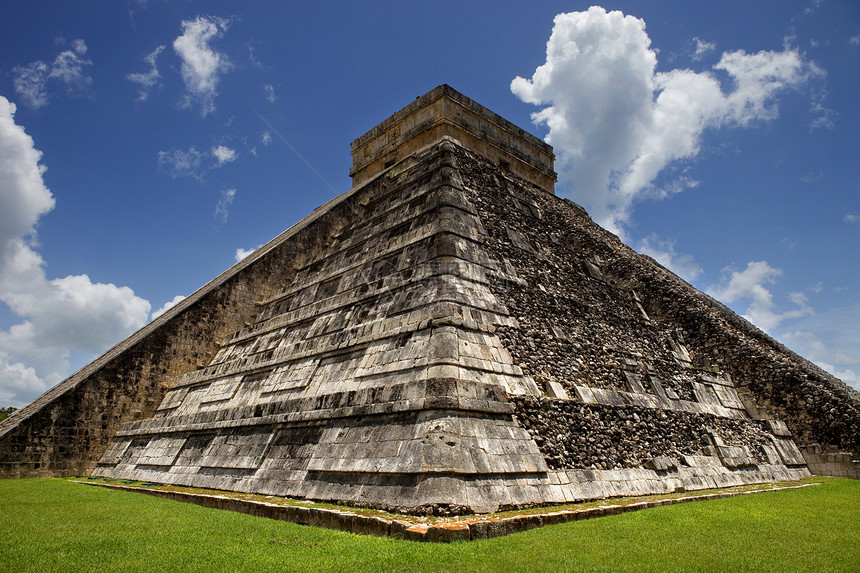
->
xmin=4 ymin=85 xmax=856 ymax=516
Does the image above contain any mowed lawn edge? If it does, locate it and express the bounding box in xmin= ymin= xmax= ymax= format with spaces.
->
xmin=1 ymin=477 xmax=858 ymax=573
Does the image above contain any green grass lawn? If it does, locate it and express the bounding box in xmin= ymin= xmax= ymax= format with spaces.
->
xmin=1 ymin=478 xmax=858 ymax=572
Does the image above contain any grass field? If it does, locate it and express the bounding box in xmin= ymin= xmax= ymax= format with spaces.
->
xmin=1 ymin=477 xmax=858 ymax=572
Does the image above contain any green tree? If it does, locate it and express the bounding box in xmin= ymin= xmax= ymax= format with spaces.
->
xmin=0 ymin=406 xmax=18 ymax=421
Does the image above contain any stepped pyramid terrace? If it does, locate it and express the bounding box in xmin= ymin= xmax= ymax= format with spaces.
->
xmin=1 ymin=85 xmax=857 ymax=515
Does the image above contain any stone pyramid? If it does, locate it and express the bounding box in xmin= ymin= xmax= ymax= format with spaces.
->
xmin=2 ymin=86 xmax=857 ymax=514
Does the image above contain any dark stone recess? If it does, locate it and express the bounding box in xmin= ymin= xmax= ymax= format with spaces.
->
xmin=512 ymin=395 xmax=772 ymax=470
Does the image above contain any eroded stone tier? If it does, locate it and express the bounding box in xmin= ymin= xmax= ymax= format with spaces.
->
xmin=4 ymin=87 xmax=857 ymax=511
xmin=94 ymin=140 xmax=814 ymax=513
xmin=94 ymin=141 xmax=550 ymax=514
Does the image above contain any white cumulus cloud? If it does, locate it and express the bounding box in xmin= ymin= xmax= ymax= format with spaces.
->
xmin=151 ymin=295 xmax=186 ymax=320
xmin=211 ymin=145 xmax=237 ymax=165
xmin=511 ymin=7 xmax=822 ymax=235
xmin=173 ymin=16 xmax=232 ymax=116
xmin=235 ymin=248 xmax=254 ymax=262
xmin=0 ymin=98 xmax=55 ymax=248
xmin=707 ymin=260 xmax=812 ymax=333
xmin=13 ymin=39 xmax=93 ymax=109
xmin=0 ymin=96 xmax=151 ymax=407
xmin=819 ymin=364 xmax=860 ymax=391
xmin=235 ymin=243 xmax=264 ymax=263
xmin=127 ymin=45 xmax=165 ymax=102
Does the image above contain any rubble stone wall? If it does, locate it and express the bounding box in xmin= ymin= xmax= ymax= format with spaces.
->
xmin=454 ymin=145 xmax=858 ymax=475
xmin=512 ymin=396 xmax=773 ymax=470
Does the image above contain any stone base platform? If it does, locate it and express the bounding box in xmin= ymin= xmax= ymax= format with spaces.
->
xmin=77 ymin=478 xmax=821 ymax=542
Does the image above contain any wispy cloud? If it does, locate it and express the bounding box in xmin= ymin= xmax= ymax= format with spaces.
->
xmin=637 ymin=234 xmax=703 ymax=282
xmin=707 ymin=260 xmax=812 ymax=332
xmin=248 ymin=45 xmax=262 ymax=68
xmin=845 ymin=213 xmax=859 ymax=223
xmin=13 ymin=62 xmax=50 ymax=109
xmin=691 ymin=37 xmax=716 ymax=61
xmin=49 ymin=39 xmax=94 ymax=97
xmin=808 ymin=87 xmax=835 ymax=131
xmin=214 ymin=188 xmax=236 ymax=223
xmin=127 ymin=0 xmax=150 ymax=28
xmin=127 ymin=45 xmax=165 ymax=102
xmin=512 ymin=7 xmax=824 ymax=235
xmin=158 ymin=144 xmax=239 ymax=179
xmin=803 ymin=0 xmax=824 ymax=16
xmin=158 ymin=146 xmax=205 ymax=179
xmin=13 ymin=39 xmax=93 ymax=109
xmin=173 ymin=16 xmax=232 ymax=116
xmin=784 ymin=334 xmax=860 ymax=391
xmin=800 ymin=171 xmax=825 ymax=183
xmin=780 ymin=300 xmax=860 ymax=391
xmin=263 ymin=84 xmax=276 ymax=102
xmin=252 ymin=109 xmax=340 ymax=194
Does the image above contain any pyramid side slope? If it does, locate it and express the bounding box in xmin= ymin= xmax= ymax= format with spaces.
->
xmin=96 ymin=139 xmax=825 ymax=512
xmin=92 ymin=138 xmax=552 ymax=514
xmin=0 ymin=166 xmax=388 ymax=477
xmin=448 ymin=144 xmax=858 ymax=467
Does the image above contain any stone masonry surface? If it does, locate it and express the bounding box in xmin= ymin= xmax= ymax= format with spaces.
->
xmin=1 ymin=86 xmax=857 ymax=517
xmin=451 ymin=143 xmax=858 ymax=471
xmin=92 ymin=139 xmax=552 ymax=515
xmin=90 ymin=139 xmax=823 ymax=510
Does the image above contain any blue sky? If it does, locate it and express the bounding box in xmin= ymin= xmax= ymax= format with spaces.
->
xmin=1 ymin=1 xmax=858 ymax=407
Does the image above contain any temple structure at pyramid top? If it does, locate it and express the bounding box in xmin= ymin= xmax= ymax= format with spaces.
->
xmin=1 ymin=85 xmax=857 ymax=516
xmin=350 ymin=84 xmax=557 ymax=194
